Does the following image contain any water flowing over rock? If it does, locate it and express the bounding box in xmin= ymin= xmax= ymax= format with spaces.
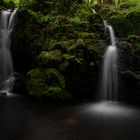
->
xmin=100 ymin=20 xmax=118 ymax=100
xmin=0 ymin=9 xmax=18 ymax=94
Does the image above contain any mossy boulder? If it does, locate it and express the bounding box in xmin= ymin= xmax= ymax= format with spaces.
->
xmin=44 ymin=68 xmax=65 ymax=89
xmin=38 ymin=50 xmax=63 ymax=68
xmin=27 ymin=68 xmax=48 ymax=97
xmin=27 ymin=68 xmax=70 ymax=100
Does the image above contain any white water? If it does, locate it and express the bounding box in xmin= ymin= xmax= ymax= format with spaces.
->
xmin=101 ymin=20 xmax=118 ymax=100
xmin=81 ymin=101 xmax=136 ymax=117
xmin=0 ymin=9 xmax=18 ymax=94
xmin=92 ymin=9 xmax=96 ymax=14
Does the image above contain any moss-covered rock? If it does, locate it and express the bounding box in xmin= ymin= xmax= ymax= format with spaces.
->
xmin=27 ymin=68 xmax=71 ymax=100
xmin=38 ymin=50 xmax=63 ymax=68
xmin=44 ymin=68 xmax=65 ymax=89
xmin=27 ymin=68 xmax=48 ymax=97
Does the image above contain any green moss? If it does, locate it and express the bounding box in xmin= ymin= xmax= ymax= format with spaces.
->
xmin=44 ymin=68 xmax=65 ymax=89
xmin=26 ymin=68 xmax=70 ymax=99
xmin=38 ymin=50 xmax=62 ymax=67
xmin=27 ymin=68 xmax=47 ymax=97
xmin=46 ymin=86 xmax=70 ymax=100
xmin=43 ymin=39 xmax=58 ymax=51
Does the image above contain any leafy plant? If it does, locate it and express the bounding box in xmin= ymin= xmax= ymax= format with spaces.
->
xmin=3 ymin=0 xmax=20 ymax=6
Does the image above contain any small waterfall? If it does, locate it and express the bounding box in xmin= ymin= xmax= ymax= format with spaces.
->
xmin=0 ymin=9 xmax=18 ymax=95
xmin=101 ymin=20 xmax=118 ymax=100
xmin=92 ymin=9 xmax=96 ymax=14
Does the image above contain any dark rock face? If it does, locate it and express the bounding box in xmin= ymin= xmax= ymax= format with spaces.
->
xmin=0 ymin=91 xmax=7 ymax=96
xmin=117 ymin=41 xmax=140 ymax=102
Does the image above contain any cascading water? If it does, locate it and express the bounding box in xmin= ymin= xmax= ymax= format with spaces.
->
xmin=92 ymin=9 xmax=96 ymax=14
xmin=101 ymin=20 xmax=118 ymax=100
xmin=0 ymin=9 xmax=18 ymax=95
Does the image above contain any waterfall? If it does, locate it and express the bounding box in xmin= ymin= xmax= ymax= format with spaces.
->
xmin=92 ymin=9 xmax=96 ymax=14
xmin=0 ymin=9 xmax=18 ymax=95
xmin=101 ymin=20 xmax=118 ymax=100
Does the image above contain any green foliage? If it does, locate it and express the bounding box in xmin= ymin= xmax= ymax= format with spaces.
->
xmin=63 ymin=54 xmax=76 ymax=60
xmin=40 ymin=14 xmax=55 ymax=24
xmin=19 ymin=0 xmax=37 ymax=9
xmin=69 ymin=16 xmax=90 ymax=32
xmin=46 ymin=86 xmax=70 ymax=100
xmin=38 ymin=50 xmax=63 ymax=67
xmin=0 ymin=6 xmax=5 ymax=11
xmin=63 ymin=54 xmax=83 ymax=64
xmin=78 ymin=32 xmax=98 ymax=39
xmin=3 ymin=0 xmax=20 ymax=7
xmin=43 ymin=39 xmax=58 ymax=51
xmin=127 ymin=35 xmax=140 ymax=47
xmin=75 ymin=4 xmax=92 ymax=20
xmin=14 ymin=0 xmax=106 ymax=101
xmin=67 ymin=38 xmax=85 ymax=52
xmin=119 ymin=0 xmax=140 ymax=11
xmin=110 ymin=15 xmax=134 ymax=37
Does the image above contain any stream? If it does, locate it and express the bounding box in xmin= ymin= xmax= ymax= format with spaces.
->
xmin=0 ymin=95 xmax=140 ymax=140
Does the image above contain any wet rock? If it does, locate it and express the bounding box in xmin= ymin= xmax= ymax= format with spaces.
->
xmin=0 ymin=91 xmax=7 ymax=96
